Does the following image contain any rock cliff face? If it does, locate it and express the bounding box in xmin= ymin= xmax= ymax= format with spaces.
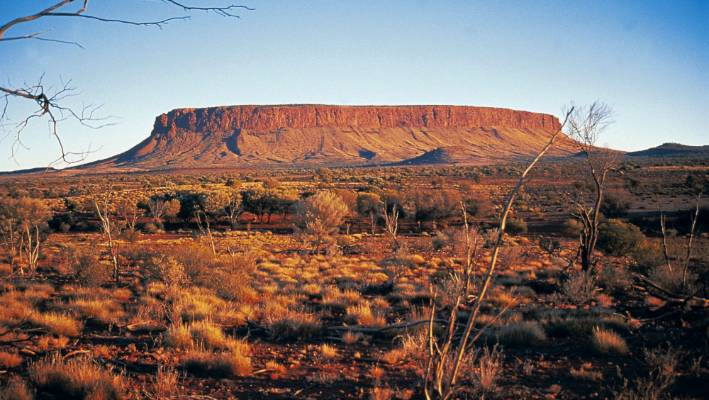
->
xmin=86 ymin=104 xmax=578 ymax=171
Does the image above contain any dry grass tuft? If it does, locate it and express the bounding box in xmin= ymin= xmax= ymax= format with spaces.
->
xmin=319 ymin=343 xmax=338 ymax=358
xmin=164 ymin=323 xmax=193 ymax=349
xmin=370 ymin=386 xmax=394 ymax=400
xmin=29 ymin=311 xmax=83 ymax=337
xmin=0 ymin=351 xmax=23 ymax=368
xmin=342 ymin=331 xmax=362 ymax=345
xmin=150 ymin=365 xmax=181 ymax=398
xmin=497 ymin=321 xmax=546 ymax=346
xmin=29 ymin=355 xmax=124 ymax=400
xmin=182 ymin=348 xmax=251 ymax=378
xmin=474 ymin=345 xmax=503 ymax=392
xmin=67 ymin=298 xmax=125 ymax=324
xmin=346 ymin=304 xmax=386 ymax=327
xmin=591 ymin=327 xmax=628 ymax=355
xmin=0 ymin=377 xmax=32 ymax=400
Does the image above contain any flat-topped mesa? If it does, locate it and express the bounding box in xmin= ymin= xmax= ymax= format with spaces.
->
xmin=152 ymin=104 xmax=561 ymax=137
xmin=84 ymin=103 xmax=578 ymax=171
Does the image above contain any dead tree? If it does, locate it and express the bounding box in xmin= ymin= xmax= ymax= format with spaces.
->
xmin=0 ymin=1 xmax=252 ymax=164
xmin=567 ymin=102 xmax=618 ymax=271
xmin=93 ymin=195 xmax=120 ymax=282
xmin=423 ymin=108 xmax=573 ymax=399
xmin=382 ymin=200 xmax=400 ymax=251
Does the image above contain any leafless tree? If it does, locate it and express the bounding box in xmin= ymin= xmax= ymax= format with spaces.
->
xmin=93 ymin=195 xmax=119 ymax=281
xmin=382 ymin=200 xmax=400 ymax=251
xmin=0 ymin=0 xmax=252 ymax=165
xmin=566 ymin=101 xmax=618 ymax=271
xmin=423 ymin=108 xmax=573 ymax=399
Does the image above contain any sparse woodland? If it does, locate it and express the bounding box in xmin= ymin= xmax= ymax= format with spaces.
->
xmin=0 ymin=147 xmax=705 ymax=399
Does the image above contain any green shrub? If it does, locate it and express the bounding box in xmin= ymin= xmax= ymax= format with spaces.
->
xmin=597 ymin=219 xmax=645 ymax=256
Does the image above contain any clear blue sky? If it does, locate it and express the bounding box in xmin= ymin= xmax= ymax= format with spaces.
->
xmin=0 ymin=1 xmax=707 ymax=170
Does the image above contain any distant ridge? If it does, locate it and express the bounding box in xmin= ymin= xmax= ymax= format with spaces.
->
xmin=627 ymin=143 xmax=709 ymax=158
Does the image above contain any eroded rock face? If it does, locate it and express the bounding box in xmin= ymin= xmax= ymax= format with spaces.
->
xmin=151 ymin=105 xmax=560 ymax=138
xmin=89 ymin=104 xmax=577 ymax=171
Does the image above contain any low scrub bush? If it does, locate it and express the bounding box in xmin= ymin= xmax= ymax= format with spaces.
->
xmin=505 ymin=218 xmax=528 ymax=235
xmin=29 ymin=355 xmax=125 ymax=400
xmin=597 ymin=219 xmax=645 ymax=256
xmin=496 ymin=321 xmax=546 ymax=346
xmin=561 ymin=270 xmax=598 ymax=305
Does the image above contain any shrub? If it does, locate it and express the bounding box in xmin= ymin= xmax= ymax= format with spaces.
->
xmin=29 ymin=355 xmax=125 ymax=400
xmin=600 ymin=195 xmax=631 ymax=218
xmin=561 ymin=270 xmax=597 ymax=305
xmin=596 ymin=264 xmax=632 ymax=294
xmin=647 ymin=264 xmax=697 ymax=296
xmin=591 ymin=327 xmax=628 ymax=355
xmin=142 ymin=222 xmax=160 ymax=233
xmin=562 ymin=218 xmax=583 ymax=238
xmin=597 ymin=219 xmax=645 ymax=256
xmin=294 ymin=191 xmax=350 ymax=252
xmin=67 ymin=246 xmax=110 ymax=287
xmin=496 ymin=321 xmax=546 ymax=346
xmin=505 ymin=218 xmax=527 ymax=235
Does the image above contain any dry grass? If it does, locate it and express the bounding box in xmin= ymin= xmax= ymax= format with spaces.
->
xmin=342 ymin=331 xmax=362 ymax=345
xmin=319 ymin=343 xmax=339 ymax=358
xmin=346 ymin=304 xmax=386 ymax=327
xmin=591 ymin=327 xmax=628 ymax=355
xmin=182 ymin=348 xmax=252 ymax=378
xmin=188 ymin=320 xmax=231 ymax=349
xmin=474 ymin=345 xmax=503 ymax=392
xmin=370 ymin=386 xmax=394 ymax=400
xmin=570 ymin=363 xmax=603 ymax=381
xmin=496 ymin=321 xmax=547 ymax=346
xmin=36 ymin=335 xmax=70 ymax=351
xmin=150 ymin=365 xmax=181 ymax=398
xmin=0 ymin=351 xmax=23 ymax=368
xmin=265 ymin=360 xmax=287 ymax=375
xmin=29 ymin=355 xmax=124 ymax=400
xmin=29 ymin=311 xmax=83 ymax=337
xmin=0 ymin=377 xmax=32 ymax=400
xmin=265 ymin=309 xmax=322 ymax=341
xmin=67 ymin=298 xmax=125 ymax=324
xmin=164 ymin=323 xmax=194 ymax=349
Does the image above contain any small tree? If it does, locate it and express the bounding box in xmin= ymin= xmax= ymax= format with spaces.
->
xmin=224 ymin=191 xmax=243 ymax=229
xmin=294 ymin=191 xmax=349 ymax=253
xmin=93 ymin=195 xmax=120 ymax=282
xmin=423 ymin=107 xmax=573 ymax=399
xmin=116 ymin=196 xmax=142 ymax=233
xmin=382 ymin=200 xmax=400 ymax=252
xmin=0 ymin=197 xmax=51 ymax=274
xmin=195 ymin=191 xmax=231 ymax=255
xmin=567 ymin=101 xmax=618 ymax=271
xmin=356 ymin=192 xmax=381 ymax=234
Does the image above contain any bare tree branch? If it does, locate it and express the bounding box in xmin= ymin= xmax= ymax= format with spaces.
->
xmin=1 ymin=0 xmax=251 ymax=166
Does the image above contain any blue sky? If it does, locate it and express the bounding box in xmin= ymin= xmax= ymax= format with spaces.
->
xmin=0 ymin=0 xmax=707 ymax=170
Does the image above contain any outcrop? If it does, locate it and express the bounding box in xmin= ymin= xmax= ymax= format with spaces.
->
xmin=81 ymin=104 xmax=579 ymax=171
